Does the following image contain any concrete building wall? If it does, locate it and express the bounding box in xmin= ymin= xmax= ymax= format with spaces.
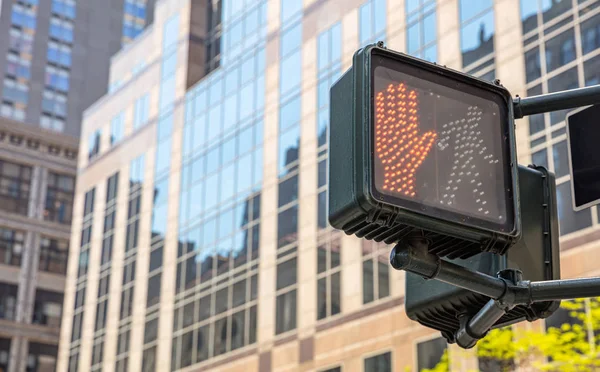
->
xmin=0 ymin=116 xmax=77 ymax=372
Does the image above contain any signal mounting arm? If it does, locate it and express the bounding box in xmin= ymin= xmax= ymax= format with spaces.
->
xmin=390 ymin=238 xmax=600 ymax=348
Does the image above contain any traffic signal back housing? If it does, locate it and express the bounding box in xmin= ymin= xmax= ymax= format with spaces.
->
xmin=405 ymin=165 xmax=560 ymax=341
xmin=329 ymin=44 xmax=521 ymax=259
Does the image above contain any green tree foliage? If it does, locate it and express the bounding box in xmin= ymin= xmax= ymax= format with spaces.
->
xmin=419 ymin=298 xmax=600 ymax=371
xmin=475 ymin=298 xmax=600 ymax=371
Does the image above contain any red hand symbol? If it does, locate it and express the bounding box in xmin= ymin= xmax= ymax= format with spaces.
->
xmin=375 ymin=83 xmax=437 ymax=197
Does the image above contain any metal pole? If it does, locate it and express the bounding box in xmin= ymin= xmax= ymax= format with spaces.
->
xmin=513 ymin=84 xmax=600 ymax=118
xmin=455 ymin=299 xmax=508 ymax=349
xmin=529 ymin=277 xmax=600 ymax=302
xmin=390 ymin=244 xmax=507 ymax=299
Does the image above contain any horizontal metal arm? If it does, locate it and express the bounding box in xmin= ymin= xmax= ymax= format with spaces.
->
xmin=390 ymin=242 xmax=507 ymax=299
xmin=529 ymin=277 xmax=600 ymax=302
xmin=514 ymin=84 xmax=600 ymax=118
xmin=391 ymin=241 xmax=600 ymax=348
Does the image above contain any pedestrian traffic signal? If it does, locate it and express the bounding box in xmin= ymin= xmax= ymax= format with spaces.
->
xmin=329 ymin=44 xmax=520 ymax=258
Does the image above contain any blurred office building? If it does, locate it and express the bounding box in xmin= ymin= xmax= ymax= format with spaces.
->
xmin=0 ymin=0 xmax=156 ymax=371
xmin=0 ymin=0 xmax=156 ymax=136
xmin=58 ymin=0 xmax=600 ymax=371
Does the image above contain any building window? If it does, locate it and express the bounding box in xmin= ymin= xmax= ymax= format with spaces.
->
xmin=90 ymin=338 xmax=104 ymax=371
xmin=141 ymin=346 xmax=156 ymax=372
xmin=581 ymin=13 xmax=600 ymax=55
xmin=276 ymin=285 xmax=296 ymax=335
xmin=134 ymin=93 xmax=150 ymax=129
xmin=6 ymin=53 xmax=31 ymax=79
xmin=0 ymin=160 xmax=31 ymax=216
xmin=417 ymin=337 xmax=448 ymax=371
xmin=111 ymin=112 xmax=125 ymax=145
xmin=276 ymin=177 xmax=298 ymax=334
xmin=316 ymin=22 xmax=341 ymax=149
xmin=122 ymin=0 xmax=148 ymax=45
xmin=545 ymin=305 xmax=582 ymax=331
xmin=459 ymin=0 xmax=495 ymax=75
xmin=44 ymin=171 xmax=74 ymax=224
xmin=42 ymin=90 xmax=67 ymax=119
xmin=27 ymin=343 xmax=58 ymax=372
xmin=130 ymin=154 xmax=145 ymax=186
xmin=359 ymin=0 xmax=386 ymax=46
xmin=524 ymin=47 xmax=541 ymax=83
xmin=0 ymin=338 xmax=10 ymax=372
xmin=9 ymin=28 xmax=34 ymax=55
xmin=317 ymin=233 xmax=341 ymax=320
xmin=119 ymin=155 xmax=143 ymax=372
xmin=40 ymin=114 xmax=65 ymax=132
xmin=45 ymin=66 xmax=70 ymax=92
xmin=0 ymin=102 xmax=25 ymax=121
xmin=39 ymin=238 xmax=69 ymax=275
xmin=47 ymin=41 xmax=72 ymax=67
xmin=171 ymin=280 xmax=258 ymax=369
xmin=71 ymin=187 xmax=94 ymax=349
xmin=277 ymin=6 xmax=301 ymax=326
xmin=115 ymin=327 xmax=130 ymax=371
xmin=95 ymin=274 xmax=110 ymax=331
xmin=279 ymin=3 xmax=303 ymax=176
xmin=545 ymin=29 xmax=576 ymax=73
xmin=68 ymin=352 xmax=79 ymax=372
xmin=320 ymin=367 xmax=341 ymax=372
xmin=11 ymin=3 xmax=37 ymax=30
xmin=52 ymin=0 xmax=76 ymax=19
xmin=362 ymin=241 xmax=390 ymax=304
xmin=0 ymin=227 xmax=24 ymax=267
xmin=33 ymin=289 xmax=63 ymax=327
xmin=0 ymin=283 xmax=17 ymax=320
xmin=364 ymin=351 xmax=392 ymax=372
xmin=3 ymin=78 xmax=29 ymax=108
xmin=406 ymin=0 xmax=437 ymax=61
xmin=557 ymin=181 xmax=592 ymax=236
xmin=101 ymin=172 xmax=119 ymax=267
xmin=584 ymin=54 xmax=600 ymax=87
xmin=88 ymin=130 xmax=101 ymax=160
xmin=49 ymin=16 xmax=74 ymax=43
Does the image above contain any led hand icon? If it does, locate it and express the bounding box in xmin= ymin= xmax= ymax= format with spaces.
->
xmin=375 ymin=83 xmax=437 ymax=197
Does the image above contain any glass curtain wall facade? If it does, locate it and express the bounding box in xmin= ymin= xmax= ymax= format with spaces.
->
xmin=459 ymin=0 xmax=496 ymax=78
xmin=175 ymin=0 xmax=266 ymax=366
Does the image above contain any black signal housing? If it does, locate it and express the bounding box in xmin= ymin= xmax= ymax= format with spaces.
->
xmin=328 ymin=44 xmax=520 ymax=259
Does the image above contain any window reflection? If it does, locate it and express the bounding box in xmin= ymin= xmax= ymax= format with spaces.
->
xmin=359 ymin=0 xmax=386 ymax=46
xmin=557 ymin=182 xmax=591 ymax=235
xmin=545 ymin=29 xmax=576 ymax=73
xmin=277 ymin=206 xmax=298 ymax=248
xmin=364 ymin=351 xmax=392 ymax=372
xmin=406 ymin=0 xmax=437 ymax=61
xmin=552 ymin=141 xmax=569 ymax=178
xmin=417 ymin=338 xmax=447 ymax=371
xmin=584 ymin=55 xmax=600 ymax=86
xmin=520 ymin=0 xmax=539 ymax=33
xmin=460 ymin=8 xmax=494 ymax=67
xmin=525 ymin=47 xmax=541 ymax=82
xmin=278 ymin=126 xmax=300 ymax=173
xmin=532 ymin=149 xmax=548 ymax=169
xmin=548 ymin=68 xmax=578 ymax=125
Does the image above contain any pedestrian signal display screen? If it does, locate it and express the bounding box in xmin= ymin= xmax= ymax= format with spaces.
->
xmin=371 ymin=59 xmax=515 ymax=233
